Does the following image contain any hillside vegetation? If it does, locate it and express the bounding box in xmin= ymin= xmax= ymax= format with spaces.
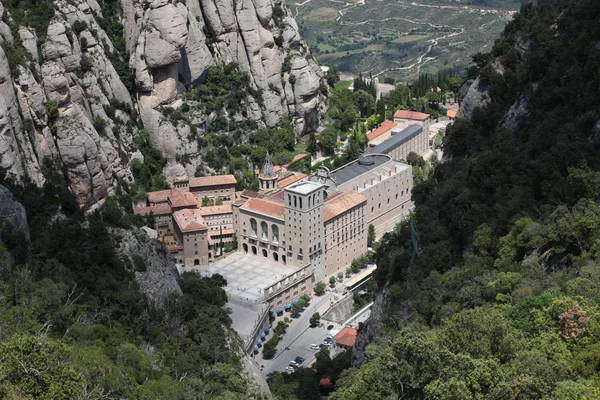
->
xmin=331 ymin=0 xmax=600 ymax=398
xmin=0 ymin=168 xmax=263 ymax=399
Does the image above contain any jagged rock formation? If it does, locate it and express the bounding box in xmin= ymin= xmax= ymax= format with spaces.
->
xmin=0 ymin=183 xmax=29 ymax=240
xmin=457 ymin=76 xmax=490 ymax=120
xmin=0 ymin=0 xmax=325 ymax=210
xmin=112 ymin=226 xmax=182 ymax=304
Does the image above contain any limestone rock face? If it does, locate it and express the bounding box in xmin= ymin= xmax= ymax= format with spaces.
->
xmin=0 ymin=0 xmax=324 ymax=211
xmin=0 ymin=184 xmax=30 ymax=241
xmin=457 ymin=77 xmax=491 ymax=120
xmin=111 ymin=226 xmax=182 ymax=305
xmin=130 ymin=0 xmax=327 ymax=159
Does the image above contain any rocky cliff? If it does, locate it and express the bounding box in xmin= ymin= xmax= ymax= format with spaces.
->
xmin=0 ymin=0 xmax=326 ymax=210
xmin=112 ymin=226 xmax=182 ymax=304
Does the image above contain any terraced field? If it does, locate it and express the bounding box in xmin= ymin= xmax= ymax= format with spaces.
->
xmin=294 ymin=0 xmax=519 ymax=79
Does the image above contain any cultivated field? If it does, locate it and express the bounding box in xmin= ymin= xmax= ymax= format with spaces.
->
xmin=294 ymin=0 xmax=519 ymax=80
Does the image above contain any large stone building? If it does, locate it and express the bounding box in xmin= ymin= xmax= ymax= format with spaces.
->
xmin=366 ymin=125 xmax=429 ymax=162
xmin=135 ymin=152 xmax=413 ymax=310
xmin=311 ymin=154 xmax=413 ymax=237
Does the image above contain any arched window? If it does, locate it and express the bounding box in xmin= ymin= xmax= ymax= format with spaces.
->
xmin=262 ymin=249 xmax=268 ymax=258
xmin=250 ymin=218 xmax=257 ymax=237
xmin=272 ymin=225 xmax=279 ymax=243
xmin=288 ymin=194 xmax=292 ymax=206
xmin=194 ymin=259 xmax=200 ymax=266
xmin=282 ymin=255 xmax=287 ymax=264
xmin=294 ymin=196 xmax=297 ymax=208
xmin=251 ymin=246 xmax=257 ymax=255
xmin=273 ymin=252 xmax=279 ymax=262
xmin=243 ymin=243 xmax=248 ymax=254
xmin=261 ymin=221 xmax=268 ymax=240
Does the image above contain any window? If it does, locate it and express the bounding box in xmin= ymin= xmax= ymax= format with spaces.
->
xmin=261 ymin=221 xmax=268 ymax=240
xmin=250 ymin=218 xmax=257 ymax=237
xmin=272 ymin=224 xmax=279 ymax=243
xmin=371 ymin=207 xmax=374 ymax=214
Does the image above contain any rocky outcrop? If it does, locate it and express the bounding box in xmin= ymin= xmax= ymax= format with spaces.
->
xmin=457 ymin=76 xmax=490 ymax=120
xmin=112 ymin=226 xmax=182 ymax=305
xmin=130 ymin=0 xmax=326 ymax=161
xmin=0 ymin=0 xmax=324 ymax=211
xmin=0 ymin=184 xmax=30 ymax=241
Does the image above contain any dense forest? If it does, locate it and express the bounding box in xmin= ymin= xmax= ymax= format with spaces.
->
xmin=327 ymin=0 xmax=600 ymax=398
xmin=0 ymin=165 xmax=264 ymax=399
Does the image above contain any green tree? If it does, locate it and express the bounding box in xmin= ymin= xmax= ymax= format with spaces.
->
xmin=367 ymin=224 xmax=376 ymax=247
xmin=325 ymin=67 xmax=340 ymax=87
xmin=307 ymin=133 xmax=318 ymax=155
xmin=329 ymin=276 xmax=337 ymax=287
xmin=309 ymin=312 xmax=321 ymax=327
xmin=314 ymin=281 xmax=326 ymax=296
xmin=318 ymin=127 xmax=338 ymax=155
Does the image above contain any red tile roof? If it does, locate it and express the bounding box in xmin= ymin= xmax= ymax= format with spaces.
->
xmin=367 ymin=120 xmax=397 ymax=141
xmin=324 ymin=191 xmax=367 ymax=222
xmin=335 ymin=327 xmax=358 ymax=347
xmin=278 ymin=172 xmax=308 ymax=189
xmin=198 ymin=204 xmax=233 ymax=216
xmin=168 ymin=191 xmax=198 ymax=209
xmin=173 ymin=209 xmax=208 ymax=232
xmin=167 ymin=245 xmax=183 ymax=252
xmin=133 ymin=205 xmax=172 ymax=216
xmin=393 ymin=110 xmax=430 ymax=121
xmin=240 ymin=197 xmax=285 ymax=219
xmin=147 ymin=189 xmax=172 ymax=204
xmin=189 ymin=175 xmax=237 ymax=188
xmin=446 ymin=109 xmax=457 ymax=118
xmin=254 ymin=165 xmax=282 ymax=175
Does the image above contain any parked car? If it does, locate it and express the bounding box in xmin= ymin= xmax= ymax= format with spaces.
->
xmin=327 ymin=325 xmax=334 ymax=330
xmin=310 ymin=344 xmax=320 ymax=350
xmin=290 ymin=360 xmax=299 ymax=367
xmin=319 ymin=344 xmax=328 ymax=349
xmin=288 ymin=363 xmax=298 ymax=369
xmin=286 ymin=366 xmax=295 ymax=372
xmin=324 ymin=337 xmax=333 ymax=344
xmin=295 ymin=356 xmax=304 ymax=364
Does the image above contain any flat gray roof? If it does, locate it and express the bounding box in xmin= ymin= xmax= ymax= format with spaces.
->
xmin=331 ymin=154 xmax=391 ymax=186
xmin=366 ymin=125 xmax=423 ymax=156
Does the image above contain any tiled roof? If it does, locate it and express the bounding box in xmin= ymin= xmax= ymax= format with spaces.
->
xmin=393 ymin=110 xmax=430 ymax=121
xmin=365 ymin=125 xmax=423 ymax=156
xmin=335 ymin=327 xmax=358 ymax=347
xmin=173 ymin=209 xmax=208 ymax=232
xmin=254 ymin=165 xmax=282 ymax=175
xmin=446 ymin=109 xmax=457 ymax=118
xmin=198 ymin=204 xmax=233 ymax=216
xmin=147 ymin=189 xmax=172 ymax=204
xmin=240 ymin=197 xmax=285 ymax=219
xmin=367 ymin=120 xmax=397 ymax=141
xmin=324 ymin=191 xmax=367 ymax=222
xmin=133 ymin=205 xmax=172 ymax=216
xmin=189 ymin=174 xmax=237 ymax=187
xmin=167 ymin=245 xmax=183 ymax=252
xmin=278 ymin=172 xmax=308 ymax=188
xmin=168 ymin=191 xmax=198 ymax=209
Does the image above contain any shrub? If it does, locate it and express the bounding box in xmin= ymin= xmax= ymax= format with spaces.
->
xmin=72 ymin=20 xmax=87 ymax=34
xmin=93 ymin=116 xmax=107 ymax=132
xmin=45 ymin=100 xmax=59 ymax=122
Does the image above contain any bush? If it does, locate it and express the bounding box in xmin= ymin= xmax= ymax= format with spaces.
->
xmin=309 ymin=312 xmax=321 ymax=328
xmin=72 ymin=20 xmax=87 ymax=34
xmin=45 ymin=100 xmax=59 ymax=122
xmin=93 ymin=116 xmax=107 ymax=132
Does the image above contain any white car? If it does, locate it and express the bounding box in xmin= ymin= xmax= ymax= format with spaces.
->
xmin=290 ymin=360 xmax=299 ymax=366
xmin=310 ymin=344 xmax=319 ymax=350
xmin=286 ymin=366 xmax=295 ymax=372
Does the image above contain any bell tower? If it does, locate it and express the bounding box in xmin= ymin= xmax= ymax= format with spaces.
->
xmin=259 ymin=153 xmax=278 ymax=192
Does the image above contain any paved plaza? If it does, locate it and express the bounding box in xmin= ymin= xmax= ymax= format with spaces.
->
xmin=195 ymin=252 xmax=300 ymax=305
xmin=181 ymin=252 xmax=301 ymax=343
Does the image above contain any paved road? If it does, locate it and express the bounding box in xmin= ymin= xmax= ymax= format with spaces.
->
xmin=262 ymin=292 xmax=335 ymax=376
